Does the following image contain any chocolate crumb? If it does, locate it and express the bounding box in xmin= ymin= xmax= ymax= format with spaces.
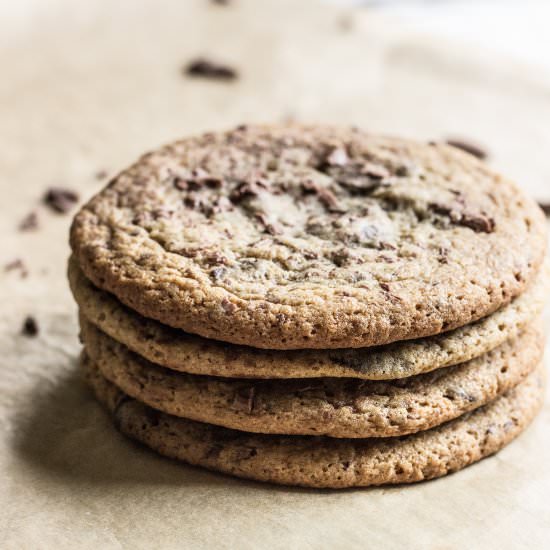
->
xmin=379 ymin=282 xmax=391 ymax=292
xmin=94 ymin=169 xmax=108 ymax=181
xmin=22 ymin=315 xmax=39 ymax=337
xmin=4 ymin=258 xmax=28 ymax=278
xmin=43 ymin=187 xmax=79 ymax=213
xmin=211 ymin=0 xmax=230 ymax=5
xmin=185 ymin=58 xmax=238 ymax=81
xmin=445 ymin=138 xmax=488 ymax=160
xmin=18 ymin=211 xmax=39 ymax=231
xmin=221 ymin=298 xmax=237 ymax=313
xmin=537 ymin=202 xmax=550 ymax=216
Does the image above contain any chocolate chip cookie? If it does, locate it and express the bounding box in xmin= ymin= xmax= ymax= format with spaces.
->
xmin=70 ymin=125 xmax=547 ymax=349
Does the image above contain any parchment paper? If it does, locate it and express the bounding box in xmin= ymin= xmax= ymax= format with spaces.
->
xmin=1 ymin=1 xmax=549 ymax=548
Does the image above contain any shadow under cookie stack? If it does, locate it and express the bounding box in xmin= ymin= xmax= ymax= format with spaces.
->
xmin=69 ymin=125 xmax=548 ymax=489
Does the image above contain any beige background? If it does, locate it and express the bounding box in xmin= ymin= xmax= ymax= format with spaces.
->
xmin=1 ymin=1 xmax=549 ymax=548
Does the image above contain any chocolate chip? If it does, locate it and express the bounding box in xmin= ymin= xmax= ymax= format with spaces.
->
xmin=445 ymin=138 xmax=488 ymax=160
xmin=437 ymin=247 xmax=449 ymax=264
xmin=379 ymin=282 xmax=391 ymax=292
xmin=459 ymin=212 xmax=495 ymax=233
xmin=22 ymin=315 xmax=39 ymax=337
xmin=429 ymin=203 xmax=495 ymax=233
xmin=538 ymin=202 xmax=550 ymax=216
xmin=203 ymin=251 xmax=228 ymax=266
xmin=19 ymin=211 xmax=39 ymax=231
xmin=43 ymin=187 xmax=79 ymax=213
xmin=185 ymin=58 xmax=238 ymax=81
xmin=4 ymin=258 xmax=28 ymax=278
xmin=221 ymin=298 xmax=237 ymax=313
xmin=255 ymin=212 xmax=282 ymax=235
xmin=230 ymin=180 xmax=265 ymax=203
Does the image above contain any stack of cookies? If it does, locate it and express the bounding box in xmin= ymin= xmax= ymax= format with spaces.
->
xmin=69 ymin=125 xmax=548 ymax=488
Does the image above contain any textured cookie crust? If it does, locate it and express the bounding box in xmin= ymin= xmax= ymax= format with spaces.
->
xmin=71 ymin=257 xmax=548 ymax=379
xmin=83 ymin=356 xmax=545 ymax=488
xmin=69 ymin=125 xmax=547 ymax=349
xmin=81 ymin=320 xmax=542 ymax=438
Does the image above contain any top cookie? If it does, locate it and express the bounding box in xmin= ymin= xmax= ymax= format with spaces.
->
xmin=70 ymin=125 xmax=547 ymax=349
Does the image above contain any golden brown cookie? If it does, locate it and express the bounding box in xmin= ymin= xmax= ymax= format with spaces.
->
xmin=83 ymin=355 xmax=545 ymax=488
xmin=70 ymin=125 xmax=547 ymax=349
xmin=70 ymin=256 xmax=549 ymax=379
xmin=81 ymin=319 xmax=543 ymax=438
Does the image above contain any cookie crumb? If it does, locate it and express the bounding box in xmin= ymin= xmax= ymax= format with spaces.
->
xmin=445 ymin=138 xmax=488 ymax=160
xmin=22 ymin=315 xmax=39 ymax=337
xmin=43 ymin=187 xmax=79 ymax=213
xmin=184 ymin=58 xmax=238 ymax=81
xmin=4 ymin=258 xmax=28 ymax=278
xmin=18 ymin=211 xmax=39 ymax=231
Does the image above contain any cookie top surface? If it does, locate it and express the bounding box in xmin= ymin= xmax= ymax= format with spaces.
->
xmin=70 ymin=125 xmax=547 ymax=349
xmin=81 ymin=319 xmax=542 ymax=438
xmin=70 ymin=257 xmax=549 ymax=379
xmin=83 ymin=355 xmax=545 ymax=488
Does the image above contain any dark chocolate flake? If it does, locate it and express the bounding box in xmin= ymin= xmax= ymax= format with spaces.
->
xmin=185 ymin=58 xmax=238 ymax=81
xmin=445 ymin=138 xmax=488 ymax=160
xmin=18 ymin=211 xmax=39 ymax=231
xmin=43 ymin=187 xmax=79 ymax=214
xmin=22 ymin=315 xmax=39 ymax=337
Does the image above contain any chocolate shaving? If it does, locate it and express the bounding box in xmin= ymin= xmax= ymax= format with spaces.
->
xmin=429 ymin=203 xmax=495 ymax=233
xmin=185 ymin=58 xmax=238 ymax=81
xmin=445 ymin=138 xmax=488 ymax=160
xmin=229 ymin=180 xmax=266 ymax=203
xmin=21 ymin=315 xmax=39 ymax=337
xmin=18 ymin=211 xmax=39 ymax=231
xmin=302 ymin=180 xmax=345 ymax=213
xmin=255 ymin=212 xmax=282 ymax=235
xmin=43 ymin=187 xmax=79 ymax=213
xmin=203 ymin=251 xmax=228 ymax=266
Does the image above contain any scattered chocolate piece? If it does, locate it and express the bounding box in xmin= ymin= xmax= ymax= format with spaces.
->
xmin=22 ymin=315 xmax=39 ymax=337
xmin=4 ymin=258 xmax=28 ymax=278
xmin=379 ymin=282 xmax=391 ymax=292
xmin=537 ymin=202 xmax=550 ymax=216
xmin=445 ymin=138 xmax=488 ymax=160
xmin=94 ymin=169 xmax=108 ymax=180
xmin=185 ymin=58 xmax=238 ymax=81
xmin=211 ymin=0 xmax=230 ymax=5
xmin=43 ymin=187 xmax=79 ymax=213
xmin=18 ymin=211 xmax=39 ymax=231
